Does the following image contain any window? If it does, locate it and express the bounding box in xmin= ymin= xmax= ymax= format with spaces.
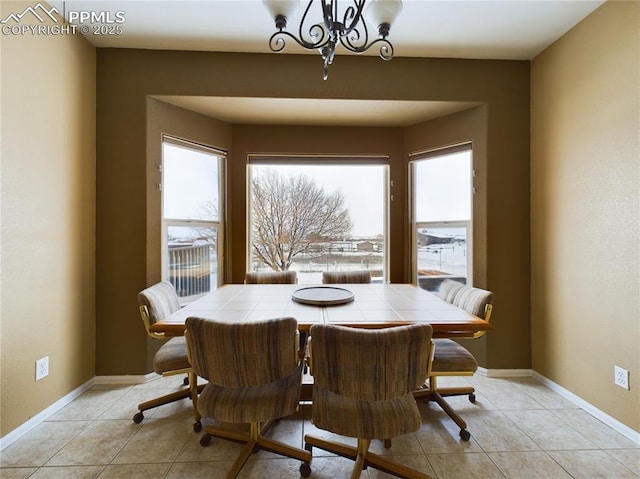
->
xmin=162 ymin=136 xmax=225 ymax=299
xmin=248 ymin=160 xmax=388 ymax=284
xmin=411 ymin=145 xmax=472 ymax=291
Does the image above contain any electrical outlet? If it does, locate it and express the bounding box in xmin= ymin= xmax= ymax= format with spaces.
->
xmin=35 ymin=356 xmax=49 ymax=381
xmin=614 ymin=365 xmax=629 ymax=390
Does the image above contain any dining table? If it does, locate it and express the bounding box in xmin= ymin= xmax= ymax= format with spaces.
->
xmin=150 ymin=282 xmax=493 ymax=338
xmin=150 ymin=282 xmax=492 ymax=401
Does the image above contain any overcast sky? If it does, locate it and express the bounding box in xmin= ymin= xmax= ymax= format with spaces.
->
xmin=252 ymin=163 xmax=386 ymax=238
xmin=164 ymin=143 xmax=472 ymax=239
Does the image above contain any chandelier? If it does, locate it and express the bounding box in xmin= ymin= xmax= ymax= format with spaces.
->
xmin=263 ymin=0 xmax=403 ymax=80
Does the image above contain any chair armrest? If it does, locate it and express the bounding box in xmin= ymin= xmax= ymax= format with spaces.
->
xmin=305 ymin=335 xmax=313 ymax=375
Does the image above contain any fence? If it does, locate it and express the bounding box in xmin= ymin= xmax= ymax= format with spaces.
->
xmin=168 ymin=244 xmax=212 ymax=297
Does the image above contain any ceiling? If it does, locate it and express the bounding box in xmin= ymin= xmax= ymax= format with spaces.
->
xmin=153 ymin=96 xmax=481 ymax=127
xmin=53 ymin=0 xmax=604 ymax=126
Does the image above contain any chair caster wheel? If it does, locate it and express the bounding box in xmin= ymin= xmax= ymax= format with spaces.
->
xmin=304 ymin=443 xmax=313 ymax=453
xmin=460 ymin=429 xmax=471 ymax=441
xmin=132 ymin=412 xmax=144 ymax=424
xmin=300 ymin=462 xmax=312 ymax=478
xmin=183 ymin=376 xmax=189 ymax=386
xmin=200 ymin=434 xmax=212 ymax=447
xmin=193 ymin=421 xmax=202 ymax=433
xmin=469 ymin=393 xmax=476 ymax=403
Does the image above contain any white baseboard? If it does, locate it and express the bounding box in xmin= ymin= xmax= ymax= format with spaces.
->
xmin=480 ymin=367 xmax=534 ymax=377
xmin=93 ymin=373 xmax=157 ymax=384
xmin=0 ymin=374 xmax=155 ymax=451
xmin=477 ymin=368 xmax=639 ymax=444
xmin=0 ymin=378 xmax=96 ymax=451
xmin=531 ymin=371 xmax=640 ymax=445
xmin=3 ymin=370 xmax=638 ymax=451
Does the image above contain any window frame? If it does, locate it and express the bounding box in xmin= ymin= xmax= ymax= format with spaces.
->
xmin=409 ymin=143 xmax=474 ymax=289
xmin=246 ymin=156 xmax=390 ymax=284
xmin=161 ymin=135 xmax=226 ymax=299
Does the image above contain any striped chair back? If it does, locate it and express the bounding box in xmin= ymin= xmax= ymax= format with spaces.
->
xmin=438 ymin=279 xmax=465 ymax=303
xmin=308 ymin=323 xmax=433 ymax=402
xmin=438 ymin=280 xmax=493 ymax=321
xmin=453 ymin=286 xmax=493 ymax=320
xmin=185 ymin=316 xmax=299 ymax=387
xmin=138 ymin=281 xmax=181 ymax=328
xmin=322 ymin=270 xmax=372 ymax=284
xmin=244 ymin=271 xmax=298 ymax=284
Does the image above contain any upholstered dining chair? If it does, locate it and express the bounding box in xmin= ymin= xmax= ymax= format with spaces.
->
xmin=136 ymin=281 xmax=202 ymax=431
xmin=322 ymin=270 xmax=372 ymax=284
xmin=185 ymin=316 xmax=312 ymax=479
xmin=437 ymin=278 xmax=465 ymax=304
xmin=413 ymin=280 xmax=494 ymax=441
xmin=304 ymin=324 xmax=435 ymax=479
xmin=244 ymin=270 xmax=298 ymax=284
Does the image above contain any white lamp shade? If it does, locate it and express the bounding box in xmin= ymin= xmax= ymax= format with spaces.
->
xmin=365 ymin=0 xmax=403 ymax=26
xmin=262 ymin=0 xmax=301 ymax=18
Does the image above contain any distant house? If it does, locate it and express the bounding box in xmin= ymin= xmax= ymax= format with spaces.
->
xmin=357 ymin=241 xmax=376 ymax=252
xmin=417 ymin=231 xmax=456 ymax=247
xmin=329 ymin=241 xmax=356 ymax=253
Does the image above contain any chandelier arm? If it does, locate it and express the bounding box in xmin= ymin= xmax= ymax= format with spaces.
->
xmin=340 ymin=33 xmax=394 ymax=58
xmin=341 ymin=0 xmax=366 ymax=37
xmin=269 ymin=26 xmax=330 ymax=52
xmin=302 ymin=1 xmax=329 ymax=47
xmin=365 ymin=37 xmax=395 ymax=61
xmin=340 ymin=17 xmax=370 ymax=52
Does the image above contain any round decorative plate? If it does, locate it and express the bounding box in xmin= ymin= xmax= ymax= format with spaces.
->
xmin=291 ymin=286 xmax=354 ymax=306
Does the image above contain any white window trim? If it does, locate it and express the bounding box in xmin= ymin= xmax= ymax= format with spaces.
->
xmin=409 ymin=143 xmax=473 ymax=287
xmin=246 ymin=157 xmax=390 ymax=283
xmin=161 ymin=135 xmax=226 ymax=296
xmin=412 ymin=220 xmax=473 ymax=287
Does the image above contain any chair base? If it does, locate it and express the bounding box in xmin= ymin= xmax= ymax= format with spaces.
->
xmin=201 ymin=421 xmax=312 ymax=479
xmin=412 ymin=384 xmax=473 ymax=441
xmin=438 ymin=385 xmax=476 ymax=403
xmin=134 ymin=376 xmax=204 ymax=432
xmin=304 ymin=435 xmax=433 ymax=479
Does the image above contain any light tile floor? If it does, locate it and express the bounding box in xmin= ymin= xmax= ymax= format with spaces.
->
xmin=1 ymin=375 xmax=638 ymax=478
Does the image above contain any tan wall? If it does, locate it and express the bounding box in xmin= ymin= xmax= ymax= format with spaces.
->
xmin=143 ymin=99 xmax=232 ymax=371
xmin=230 ymin=125 xmax=405 ymax=283
xmin=95 ymin=96 xmax=233 ymax=375
xmin=96 ymin=49 xmax=530 ymax=376
xmin=405 ymin=102 xmax=532 ymax=370
xmin=405 ymin=106 xmax=496 ymax=366
xmin=146 ymin=98 xmax=233 ymax=287
xmin=0 ymin=2 xmax=96 ymax=435
xmin=531 ymin=1 xmax=640 ymax=431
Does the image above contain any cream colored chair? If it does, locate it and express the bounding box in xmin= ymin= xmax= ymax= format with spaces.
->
xmin=437 ymin=278 xmax=465 ymax=303
xmin=321 ymin=270 xmax=372 ymax=284
xmin=185 ymin=316 xmax=312 ymax=479
xmin=244 ymin=270 xmax=298 ymax=284
xmin=413 ymin=280 xmax=493 ymax=441
xmin=304 ymin=324 xmax=435 ymax=479
xmin=136 ymin=281 xmax=202 ymax=431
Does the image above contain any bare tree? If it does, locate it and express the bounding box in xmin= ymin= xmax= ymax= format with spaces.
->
xmin=251 ymin=170 xmax=352 ymax=271
xmin=171 ymin=200 xmax=218 ymax=246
